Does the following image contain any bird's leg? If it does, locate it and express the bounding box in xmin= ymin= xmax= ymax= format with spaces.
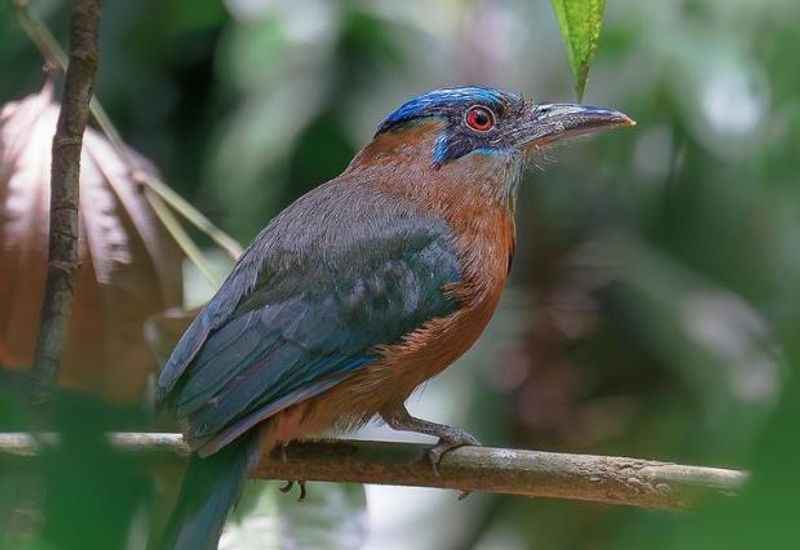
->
xmin=278 ymin=480 xmax=307 ymax=502
xmin=381 ymin=403 xmax=481 ymax=476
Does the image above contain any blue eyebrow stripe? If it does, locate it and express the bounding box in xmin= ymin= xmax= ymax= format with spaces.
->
xmin=377 ymin=86 xmax=520 ymax=134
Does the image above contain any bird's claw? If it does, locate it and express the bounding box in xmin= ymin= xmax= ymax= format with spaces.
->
xmin=380 ymin=404 xmax=479 ymax=499
xmin=278 ymin=480 xmax=307 ymax=501
xmin=426 ymin=433 xmax=480 ymax=500
xmin=426 ymin=431 xmax=481 ymax=477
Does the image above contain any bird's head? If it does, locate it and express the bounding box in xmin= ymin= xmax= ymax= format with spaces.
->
xmin=349 ymin=86 xmax=634 ymax=202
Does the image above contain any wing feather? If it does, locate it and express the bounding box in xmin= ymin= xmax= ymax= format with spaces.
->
xmin=158 ymin=182 xmax=462 ymax=453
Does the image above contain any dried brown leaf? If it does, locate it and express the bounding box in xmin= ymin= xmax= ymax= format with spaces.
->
xmin=0 ymin=83 xmax=183 ymax=402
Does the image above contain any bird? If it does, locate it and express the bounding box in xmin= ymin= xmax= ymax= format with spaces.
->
xmin=156 ymin=86 xmax=634 ymax=550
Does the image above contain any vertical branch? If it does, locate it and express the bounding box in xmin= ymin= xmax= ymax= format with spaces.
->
xmin=31 ymin=0 xmax=103 ymax=389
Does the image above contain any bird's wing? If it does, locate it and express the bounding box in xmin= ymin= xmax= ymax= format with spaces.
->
xmin=157 ymin=183 xmax=462 ymax=454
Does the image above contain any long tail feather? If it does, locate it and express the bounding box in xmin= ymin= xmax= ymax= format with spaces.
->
xmin=159 ymin=432 xmax=260 ymax=550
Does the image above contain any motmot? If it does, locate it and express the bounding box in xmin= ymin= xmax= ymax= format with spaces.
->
xmin=157 ymin=86 xmax=634 ymax=550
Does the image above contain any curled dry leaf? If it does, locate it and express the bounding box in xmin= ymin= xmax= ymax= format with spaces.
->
xmin=0 ymin=82 xmax=183 ymax=403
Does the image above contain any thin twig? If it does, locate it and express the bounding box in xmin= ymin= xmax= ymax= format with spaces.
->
xmin=0 ymin=433 xmax=748 ymax=510
xmin=133 ymin=169 xmax=244 ymax=261
xmin=144 ymin=188 xmax=221 ymax=287
xmin=13 ymin=0 xmax=244 ymax=262
xmin=30 ymin=0 xmax=102 ymax=389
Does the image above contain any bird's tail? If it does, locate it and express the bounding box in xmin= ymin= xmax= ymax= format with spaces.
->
xmin=159 ymin=431 xmax=260 ymax=550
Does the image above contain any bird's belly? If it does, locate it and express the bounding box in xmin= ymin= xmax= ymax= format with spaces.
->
xmin=325 ymin=272 xmax=508 ymax=422
xmin=375 ymin=284 xmax=503 ymax=392
xmin=258 ymin=281 xmax=504 ymax=449
xmin=260 ymin=204 xmax=514 ymax=447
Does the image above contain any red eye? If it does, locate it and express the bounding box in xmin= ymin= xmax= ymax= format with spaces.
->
xmin=465 ymin=105 xmax=496 ymax=132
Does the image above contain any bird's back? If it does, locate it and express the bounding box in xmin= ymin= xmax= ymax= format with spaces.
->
xmin=158 ymin=176 xmax=466 ymax=450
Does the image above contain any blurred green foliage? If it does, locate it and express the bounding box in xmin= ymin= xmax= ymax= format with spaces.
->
xmin=2 ymin=0 xmax=800 ymax=548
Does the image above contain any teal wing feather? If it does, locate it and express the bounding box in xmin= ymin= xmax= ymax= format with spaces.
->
xmin=157 ymin=183 xmax=462 ymax=455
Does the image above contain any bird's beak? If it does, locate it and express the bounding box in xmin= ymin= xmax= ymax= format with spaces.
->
xmin=514 ymin=103 xmax=635 ymax=151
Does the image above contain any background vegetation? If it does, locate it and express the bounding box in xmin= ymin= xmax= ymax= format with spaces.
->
xmin=1 ymin=0 xmax=799 ymax=548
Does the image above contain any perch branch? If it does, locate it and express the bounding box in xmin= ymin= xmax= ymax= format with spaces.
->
xmin=30 ymin=0 xmax=102 ymax=390
xmin=0 ymin=433 xmax=748 ymax=510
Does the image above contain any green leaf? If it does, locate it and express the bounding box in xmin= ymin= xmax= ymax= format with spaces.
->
xmin=550 ymin=0 xmax=607 ymax=100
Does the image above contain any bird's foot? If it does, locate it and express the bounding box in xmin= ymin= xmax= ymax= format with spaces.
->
xmin=428 ymin=427 xmax=481 ymax=499
xmin=427 ymin=427 xmax=481 ymax=476
xmin=278 ymin=480 xmax=307 ymax=501
xmin=380 ymin=403 xmax=481 ymax=492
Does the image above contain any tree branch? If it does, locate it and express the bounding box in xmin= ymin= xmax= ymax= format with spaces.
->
xmin=30 ymin=0 xmax=103 ymax=389
xmin=0 ymin=433 xmax=747 ymax=510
